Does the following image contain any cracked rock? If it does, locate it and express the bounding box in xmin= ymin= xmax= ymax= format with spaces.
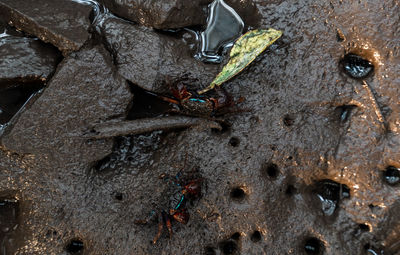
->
xmin=100 ymin=16 xmax=220 ymax=93
xmin=0 ymin=0 xmax=92 ymax=55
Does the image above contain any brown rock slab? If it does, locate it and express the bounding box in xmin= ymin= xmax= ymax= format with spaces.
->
xmin=0 ymin=0 xmax=92 ymax=55
xmin=98 ymin=0 xmax=260 ymax=29
xmin=1 ymin=45 xmax=133 ymax=163
xmin=0 ymin=35 xmax=61 ymax=87
xmin=98 ymin=0 xmax=211 ymax=29
xmin=100 ymin=16 xmax=220 ymax=93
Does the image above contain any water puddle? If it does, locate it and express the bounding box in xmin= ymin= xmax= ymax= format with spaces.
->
xmin=314 ymin=180 xmax=350 ymax=216
xmin=195 ymin=0 xmax=244 ymax=63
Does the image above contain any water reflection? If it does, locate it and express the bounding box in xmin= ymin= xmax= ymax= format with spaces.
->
xmin=70 ymin=0 xmax=109 ymax=25
xmin=195 ymin=0 xmax=244 ymax=63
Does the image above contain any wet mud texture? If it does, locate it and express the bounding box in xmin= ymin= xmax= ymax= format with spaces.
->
xmin=0 ymin=0 xmax=399 ymax=255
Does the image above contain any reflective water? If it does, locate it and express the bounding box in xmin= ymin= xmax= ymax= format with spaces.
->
xmin=314 ymin=180 xmax=350 ymax=216
xmin=195 ymin=0 xmax=244 ymax=63
xmin=71 ymin=0 xmax=109 ymax=26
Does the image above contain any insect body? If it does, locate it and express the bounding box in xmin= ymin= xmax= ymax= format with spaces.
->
xmin=134 ymin=177 xmax=202 ymax=244
xmin=159 ymin=77 xmax=236 ymax=117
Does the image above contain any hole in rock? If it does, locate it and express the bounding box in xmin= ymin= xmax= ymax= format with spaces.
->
xmin=0 ymin=81 xmax=44 ymax=124
xmin=340 ymin=53 xmax=374 ymax=79
xmin=250 ymin=230 xmax=262 ymax=242
xmin=228 ymin=137 xmax=240 ymax=147
xmin=212 ymin=121 xmax=231 ymax=134
xmin=219 ymin=240 xmax=238 ymax=255
xmin=359 ymin=223 xmax=370 ymax=232
xmin=283 ymin=114 xmax=295 ymax=127
xmin=66 ymin=239 xmax=84 ymax=254
xmin=285 ymin=184 xmax=297 ymax=196
xmin=265 ymin=163 xmax=279 ymax=178
xmin=304 ymin=237 xmax=323 ymax=254
xmin=363 ymin=244 xmax=384 ymax=255
xmin=335 ymin=105 xmax=357 ymax=123
xmin=383 ymin=166 xmax=400 ymax=185
xmin=230 ymin=232 xmax=241 ymax=240
xmin=114 ymin=192 xmax=123 ymax=201
xmin=204 ymin=246 xmax=217 ymax=255
xmin=230 ymin=187 xmax=246 ymax=201
xmin=313 ymin=179 xmax=350 ymax=216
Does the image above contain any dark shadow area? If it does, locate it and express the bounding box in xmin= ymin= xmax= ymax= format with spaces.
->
xmin=126 ymin=82 xmax=173 ymax=120
xmin=0 ymin=81 xmax=44 ymax=124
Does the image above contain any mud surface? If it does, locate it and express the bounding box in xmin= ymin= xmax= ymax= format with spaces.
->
xmin=0 ymin=0 xmax=399 ymax=254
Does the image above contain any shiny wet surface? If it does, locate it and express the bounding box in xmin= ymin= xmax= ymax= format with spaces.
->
xmin=0 ymin=0 xmax=399 ymax=254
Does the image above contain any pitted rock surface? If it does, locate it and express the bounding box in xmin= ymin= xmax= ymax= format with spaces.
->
xmin=0 ymin=0 xmax=92 ymax=55
xmin=0 ymin=0 xmax=399 ymax=254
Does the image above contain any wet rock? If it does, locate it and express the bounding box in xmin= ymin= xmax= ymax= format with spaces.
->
xmin=100 ymin=16 xmax=219 ymax=93
xmin=0 ymin=0 xmax=399 ymax=254
xmin=0 ymin=35 xmax=61 ymax=87
xmin=1 ymin=45 xmax=132 ymax=162
xmin=98 ymin=0 xmax=211 ymax=29
xmin=0 ymin=0 xmax=92 ymax=55
xmin=98 ymin=0 xmax=260 ymax=30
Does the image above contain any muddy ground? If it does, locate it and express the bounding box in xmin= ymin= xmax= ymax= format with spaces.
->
xmin=0 ymin=0 xmax=399 ymax=254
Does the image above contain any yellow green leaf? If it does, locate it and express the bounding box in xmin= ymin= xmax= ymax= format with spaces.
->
xmin=198 ymin=28 xmax=282 ymax=94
